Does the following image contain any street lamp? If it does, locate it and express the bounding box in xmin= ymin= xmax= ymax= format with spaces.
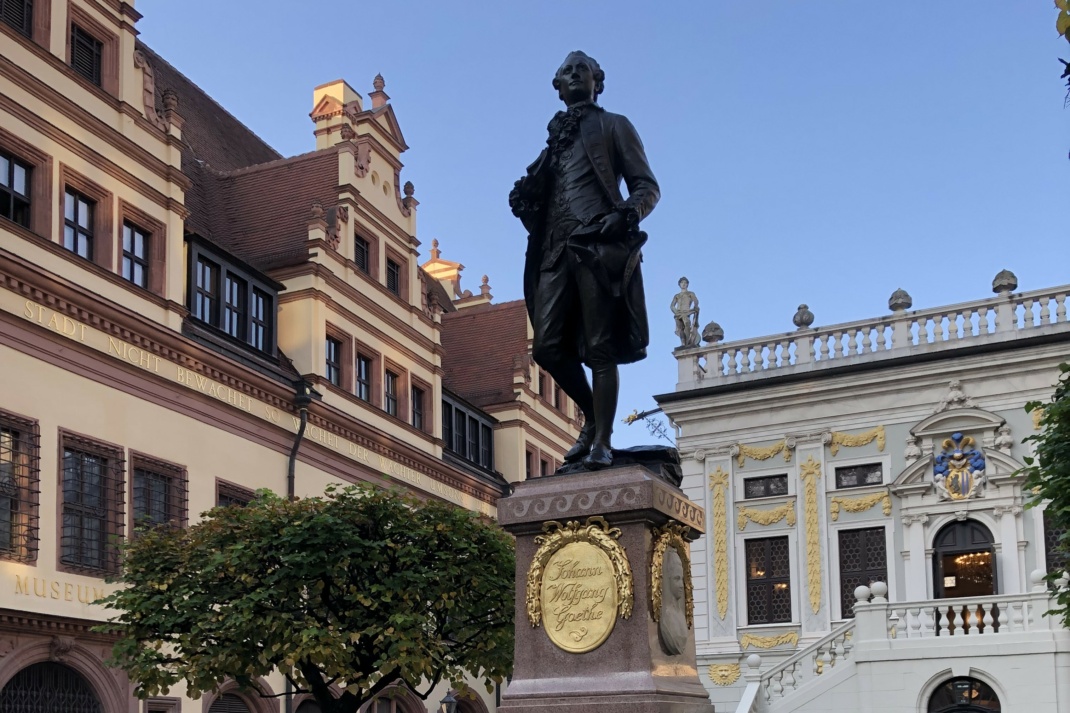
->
xmin=439 ymin=692 xmax=458 ymax=713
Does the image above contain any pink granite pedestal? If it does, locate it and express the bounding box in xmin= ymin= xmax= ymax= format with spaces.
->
xmin=497 ymin=465 xmax=716 ymax=713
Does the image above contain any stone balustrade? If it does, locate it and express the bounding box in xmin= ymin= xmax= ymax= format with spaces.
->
xmin=676 ymin=275 xmax=1070 ymax=391
xmin=756 ymin=620 xmax=855 ymax=706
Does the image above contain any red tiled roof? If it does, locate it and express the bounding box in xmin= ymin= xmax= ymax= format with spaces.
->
xmin=440 ymin=300 xmax=530 ymax=408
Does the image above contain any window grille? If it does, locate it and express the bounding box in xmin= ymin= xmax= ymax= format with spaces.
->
xmin=0 ymin=662 xmax=103 ymax=712
xmin=743 ymin=474 xmax=788 ymax=499
xmin=0 ymin=150 xmax=31 ymax=227
xmin=63 ymin=188 xmax=94 ymax=260
xmin=70 ymin=23 xmax=103 ymax=86
xmin=0 ymin=0 xmax=33 ymax=37
xmin=0 ymin=410 xmax=39 ymax=563
xmin=1044 ymin=509 xmax=1068 ymax=572
xmin=745 ymin=536 xmax=791 ymax=624
xmin=838 ymin=526 xmax=887 ymax=617
xmin=60 ymin=434 xmax=124 ymax=575
xmin=121 ymin=222 xmax=150 ymax=288
xmin=216 ymin=480 xmax=254 ymax=508
xmin=132 ymin=457 xmax=187 ymax=531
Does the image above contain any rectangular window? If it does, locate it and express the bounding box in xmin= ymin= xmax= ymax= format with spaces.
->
xmin=356 ymin=354 xmax=372 ymax=401
xmin=442 ymin=403 xmax=453 ymax=449
xmin=835 ymin=463 xmax=883 ymax=489
xmin=745 ymin=536 xmax=791 ymax=625
xmin=0 ymin=0 xmax=33 ymax=37
xmin=222 ymin=274 xmax=246 ymax=339
xmin=325 ymin=337 xmax=342 ymax=387
xmin=60 ymin=436 xmax=124 ymax=575
xmin=386 ymin=258 xmax=401 ymax=296
xmin=354 ymin=236 xmax=370 ymax=273
xmin=63 ymin=188 xmax=94 ymax=260
xmin=838 ymin=527 xmax=887 ymax=617
xmin=540 ymin=458 xmax=550 ymax=477
xmin=0 ymin=151 xmax=31 ymax=228
xmin=411 ymin=386 xmax=425 ymax=431
xmin=121 ymin=222 xmax=150 ymax=288
xmin=743 ymin=474 xmax=788 ymax=499
xmin=538 ymin=370 xmax=547 ymax=398
xmin=69 ymin=23 xmax=103 ymax=86
xmin=384 ymin=370 xmax=398 ymax=417
xmin=553 ymin=385 xmax=563 ymax=410
xmin=453 ymin=409 xmax=466 ymax=455
xmin=250 ymin=288 xmax=270 ymax=351
xmin=0 ymin=411 xmax=39 ymax=563
xmin=468 ymin=416 xmax=479 ymax=462
xmin=132 ymin=459 xmax=187 ymax=531
xmin=1044 ymin=509 xmax=1068 ymax=572
xmin=193 ymin=256 xmax=219 ymax=325
xmin=525 ymin=450 xmax=534 ymax=479
xmin=216 ymin=480 xmax=254 ymax=508
xmin=480 ymin=424 xmax=493 ymax=468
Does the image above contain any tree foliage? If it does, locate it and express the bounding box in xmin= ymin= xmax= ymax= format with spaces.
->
xmin=98 ymin=485 xmax=515 ymax=713
xmin=1022 ymin=363 xmax=1070 ymax=627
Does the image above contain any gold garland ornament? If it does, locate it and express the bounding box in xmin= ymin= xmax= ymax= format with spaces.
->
xmin=708 ymin=663 xmax=741 ymax=686
xmin=800 ymin=456 xmax=823 ymax=614
xmin=735 ymin=439 xmax=792 ymax=468
xmin=1032 ymin=406 xmax=1046 ymax=430
xmin=737 ymin=501 xmax=796 ymax=531
xmin=708 ymin=467 xmax=730 ymax=619
xmin=829 ymin=490 xmax=892 ymax=521
xmin=740 ymin=631 xmax=799 ymax=650
xmin=526 ymin=516 xmax=634 ymax=628
xmin=650 ymin=521 xmax=695 ymax=629
xmin=828 ymin=425 xmax=886 ymax=456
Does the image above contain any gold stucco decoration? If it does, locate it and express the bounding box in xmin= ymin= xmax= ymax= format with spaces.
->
xmin=739 ymin=631 xmax=800 ymax=650
xmin=650 ymin=521 xmax=694 ymax=629
xmin=526 ymin=516 xmax=633 ymax=629
xmin=1032 ymin=406 xmax=1046 ymax=430
xmin=800 ymin=456 xmax=823 ymax=614
xmin=828 ymin=425 xmax=886 ymax=456
xmin=736 ymin=440 xmax=792 ymax=467
xmin=708 ymin=663 xmax=741 ymax=686
xmin=829 ymin=490 xmax=892 ymax=521
xmin=736 ymin=501 xmax=796 ymax=531
xmin=708 ymin=467 xmax=730 ymax=619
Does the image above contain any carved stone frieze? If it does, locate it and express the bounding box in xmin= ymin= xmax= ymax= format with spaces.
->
xmin=132 ymin=50 xmax=167 ymax=132
xmin=504 ymin=485 xmax=643 ymax=521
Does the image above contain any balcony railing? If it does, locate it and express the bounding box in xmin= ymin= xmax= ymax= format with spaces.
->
xmin=676 ymin=281 xmax=1070 ymax=390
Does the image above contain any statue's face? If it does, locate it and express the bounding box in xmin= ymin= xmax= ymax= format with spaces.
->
xmin=679 ymin=279 xmax=689 ymax=290
xmin=556 ymin=55 xmax=597 ymax=105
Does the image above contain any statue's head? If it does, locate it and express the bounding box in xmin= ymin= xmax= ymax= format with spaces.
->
xmin=678 ymin=277 xmax=689 ymax=289
xmin=553 ymin=51 xmax=604 ymax=106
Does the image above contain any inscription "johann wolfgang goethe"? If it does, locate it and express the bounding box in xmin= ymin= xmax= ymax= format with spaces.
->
xmin=539 ymin=541 xmax=619 ymax=653
xmin=544 ymin=558 xmax=611 ymax=632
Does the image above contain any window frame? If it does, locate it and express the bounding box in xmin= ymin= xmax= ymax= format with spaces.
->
xmin=120 ymin=220 xmax=150 ymax=289
xmin=57 ymin=430 xmax=125 ymax=577
xmin=411 ymin=383 xmax=426 ymax=432
xmin=222 ymin=273 xmax=248 ymax=341
xmin=743 ymin=535 xmax=793 ymax=625
xmin=128 ymin=452 xmax=188 ymax=533
xmin=0 ymin=149 xmax=32 ymax=228
xmin=0 ymin=129 xmax=51 ymax=237
xmin=354 ymin=234 xmax=371 ymax=275
xmin=0 ymin=408 xmax=40 ymax=564
xmin=835 ymin=525 xmax=888 ymax=619
xmin=69 ymin=21 xmax=102 ymax=86
xmin=193 ymin=255 xmax=220 ymax=325
xmin=441 ymin=394 xmax=496 ymax=472
xmin=62 ymin=186 xmax=95 ymax=261
xmin=65 ymin=4 xmax=119 ymax=96
xmin=58 ymin=164 xmax=113 ymax=271
xmin=216 ymin=479 xmax=255 ymax=509
xmin=834 ymin=462 xmax=884 ymax=490
xmin=742 ymin=474 xmax=789 ymax=500
xmin=383 ymin=246 xmax=409 ymax=301
xmin=118 ymin=200 xmax=167 ymax=296
xmin=323 ymin=325 xmax=352 ymax=392
xmin=0 ymin=0 xmax=34 ymax=37
xmin=384 ymin=369 xmax=399 ymax=417
xmin=382 ymin=360 xmax=408 ymax=420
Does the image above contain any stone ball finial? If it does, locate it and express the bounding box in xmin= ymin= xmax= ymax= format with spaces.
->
xmin=373 ymin=73 xmax=385 ymax=92
xmin=701 ymin=321 xmax=724 ymax=345
xmin=870 ymin=581 xmax=888 ymax=602
xmin=992 ymin=268 xmax=1018 ymax=295
xmin=745 ymin=654 xmax=761 ymax=671
xmin=162 ymin=88 xmax=179 ymax=112
xmin=793 ymin=304 xmax=815 ymax=329
xmin=853 ymin=585 xmax=871 ymax=603
xmin=888 ymin=287 xmax=912 ymax=312
xmin=403 ymin=180 xmax=415 ymax=198
xmin=310 ymin=201 xmax=324 ymax=220
xmin=1030 ymin=569 xmax=1046 ymax=591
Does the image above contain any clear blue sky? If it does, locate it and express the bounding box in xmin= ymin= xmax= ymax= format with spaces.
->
xmin=140 ymin=2 xmax=1068 ymax=447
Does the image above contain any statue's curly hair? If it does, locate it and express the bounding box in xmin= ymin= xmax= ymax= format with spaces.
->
xmin=552 ymin=50 xmax=605 ymax=99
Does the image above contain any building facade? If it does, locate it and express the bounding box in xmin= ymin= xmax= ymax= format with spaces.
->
xmin=0 ymin=2 xmax=572 ymax=711
xmin=659 ymin=273 xmax=1070 ymax=712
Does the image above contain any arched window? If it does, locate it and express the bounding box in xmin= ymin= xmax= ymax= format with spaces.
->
xmin=296 ymin=701 xmax=323 ymax=713
xmin=927 ymin=677 xmax=1001 ymax=712
xmin=0 ymin=661 xmax=103 ymax=712
xmin=933 ymin=520 xmax=996 ymax=599
xmin=209 ymin=693 xmax=252 ymax=713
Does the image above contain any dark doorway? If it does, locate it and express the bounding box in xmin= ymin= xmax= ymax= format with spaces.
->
xmin=0 ymin=662 xmax=103 ymax=713
xmin=933 ymin=520 xmax=996 ymax=599
xmin=927 ymin=677 xmax=1001 ymax=711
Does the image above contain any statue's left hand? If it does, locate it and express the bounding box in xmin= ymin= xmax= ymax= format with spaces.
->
xmin=598 ymin=211 xmax=625 ymax=238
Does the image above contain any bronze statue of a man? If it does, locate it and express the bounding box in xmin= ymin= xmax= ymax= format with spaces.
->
xmin=509 ymin=51 xmax=659 ymax=469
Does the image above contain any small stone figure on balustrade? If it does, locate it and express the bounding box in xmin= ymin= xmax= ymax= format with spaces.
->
xmin=671 ymin=277 xmax=700 ymax=348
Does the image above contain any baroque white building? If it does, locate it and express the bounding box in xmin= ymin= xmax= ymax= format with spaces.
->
xmin=658 ymin=271 xmax=1070 ymax=713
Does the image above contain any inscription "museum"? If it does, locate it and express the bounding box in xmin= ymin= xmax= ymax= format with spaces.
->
xmin=14 ymin=575 xmax=106 ymax=604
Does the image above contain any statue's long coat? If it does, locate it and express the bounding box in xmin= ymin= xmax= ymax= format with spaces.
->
xmin=512 ymin=108 xmax=660 ymax=366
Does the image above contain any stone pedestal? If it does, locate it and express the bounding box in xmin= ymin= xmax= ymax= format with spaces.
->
xmin=497 ymin=465 xmax=715 ymax=713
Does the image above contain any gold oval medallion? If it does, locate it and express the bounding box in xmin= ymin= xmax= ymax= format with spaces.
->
xmin=540 ymin=540 xmax=619 ymax=653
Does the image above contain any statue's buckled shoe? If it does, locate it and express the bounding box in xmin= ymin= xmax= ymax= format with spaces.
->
xmin=564 ymin=424 xmax=595 ymax=462
xmin=582 ymin=442 xmax=613 ymax=470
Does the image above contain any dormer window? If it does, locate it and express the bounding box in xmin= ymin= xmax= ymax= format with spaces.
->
xmin=186 ymin=238 xmax=279 ymax=356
